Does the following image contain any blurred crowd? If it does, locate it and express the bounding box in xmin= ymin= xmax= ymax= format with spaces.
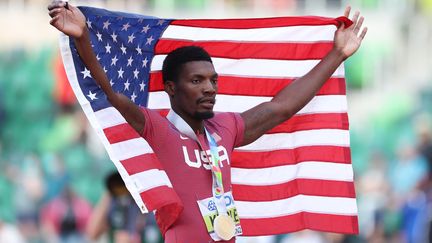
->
xmin=0 ymin=50 xmax=163 ymax=242
xmin=1 ymin=0 xmax=432 ymax=242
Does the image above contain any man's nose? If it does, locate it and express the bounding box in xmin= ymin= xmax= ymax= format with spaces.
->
xmin=202 ymin=79 xmax=216 ymax=94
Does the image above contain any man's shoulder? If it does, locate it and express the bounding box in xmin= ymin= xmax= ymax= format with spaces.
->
xmin=207 ymin=112 xmax=245 ymax=146
xmin=140 ymin=107 xmax=168 ymax=119
xmin=212 ymin=111 xmax=239 ymax=120
xmin=208 ymin=112 xmax=243 ymax=128
xmin=140 ymin=107 xmax=171 ymax=131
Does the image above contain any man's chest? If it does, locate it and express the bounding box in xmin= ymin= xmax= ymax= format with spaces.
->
xmin=156 ymin=128 xmax=232 ymax=171
xmin=152 ymin=129 xmax=233 ymax=192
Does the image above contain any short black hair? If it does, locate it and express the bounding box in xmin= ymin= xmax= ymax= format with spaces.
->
xmin=162 ymin=46 xmax=213 ymax=83
xmin=105 ymin=171 xmax=125 ymax=196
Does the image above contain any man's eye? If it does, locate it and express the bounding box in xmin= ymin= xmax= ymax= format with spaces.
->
xmin=192 ymin=79 xmax=200 ymax=84
xmin=212 ymin=79 xmax=218 ymax=84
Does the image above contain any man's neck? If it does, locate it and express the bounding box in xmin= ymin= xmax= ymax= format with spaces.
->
xmin=172 ymin=108 xmax=205 ymax=134
xmin=186 ymin=117 xmax=205 ymax=135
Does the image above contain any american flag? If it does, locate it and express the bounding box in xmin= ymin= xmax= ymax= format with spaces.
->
xmin=60 ymin=6 xmax=358 ymax=236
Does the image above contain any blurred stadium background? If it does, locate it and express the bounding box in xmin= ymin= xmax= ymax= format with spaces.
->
xmin=0 ymin=0 xmax=431 ymax=242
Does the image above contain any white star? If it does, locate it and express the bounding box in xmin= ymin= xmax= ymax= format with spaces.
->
xmin=96 ymin=54 xmax=101 ymax=61
xmin=146 ymin=36 xmax=154 ymax=45
xmin=118 ymin=67 xmax=124 ymax=78
xmin=103 ymin=20 xmax=111 ymax=30
xmin=135 ymin=45 xmax=142 ymax=55
xmin=139 ymin=81 xmax=146 ymax=91
xmin=110 ymin=79 xmax=114 ymax=86
xmin=110 ymin=32 xmax=118 ymax=42
xmin=157 ymin=19 xmax=165 ymax=25
xmin=81 ymin=68 xmax=91 ymax=79
xmin=122 ymin=22 xmax=131 ymax=31
xmin=96 ymin=32 xmax=103 ymax=41
xmin=128 ymin=33 xmax=136 ymax=43
xmin=142 ymin=57 xmax=148 ymax=67
xmin=138 ymin=18 xmax=144 ymax=23
xmin=141 ymin=24 xmax=150 ymax=33
xmin=86 ymin=19 xmax=92 ymax=29
xmin=111 ymin=55 xmax=118 ymax=66
xmin=131 ymin=92 xmax=137 ymax=102
xmin=105 ymin=43 xmax=111 ymax=53
xmin=103 ymin=66 xmax=108 ymax=73
xmin=87 ymin=90 xmax=97 ymax=100
xmin=127 ymin=56 xmax=134 ymax=66
xmin=120 ymin=44 xmax=127 ymax=54
xmin=124 ymin=79 xmax=130 ymax=91
xmin=133 ymin=68 xmax=139 ymax=79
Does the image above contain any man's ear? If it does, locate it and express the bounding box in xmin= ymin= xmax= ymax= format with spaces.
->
xmin=164 ymin=81 xmax=176 ymax=97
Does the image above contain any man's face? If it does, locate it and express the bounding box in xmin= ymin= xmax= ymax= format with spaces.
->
xmin=171 ymin=61 xmax=218 ymax=120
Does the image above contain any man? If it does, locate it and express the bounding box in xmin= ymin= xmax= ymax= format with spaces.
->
xmin=48 ymin=2 xmax=367 ymax=242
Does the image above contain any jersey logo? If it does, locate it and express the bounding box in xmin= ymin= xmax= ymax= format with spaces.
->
xmin=179 ymin=134 xmax=189 ymax=140
xmin=182 ymin=145 xmax=229 ymax=170
xmin=207 ymin=200 xmax=217 ymax=211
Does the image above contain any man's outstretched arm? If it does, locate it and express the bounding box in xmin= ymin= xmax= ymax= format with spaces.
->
xmin=240 ymin=6 xmax=367 ymax=146
xmin=48 ymin=1 xmax=145 ymax=134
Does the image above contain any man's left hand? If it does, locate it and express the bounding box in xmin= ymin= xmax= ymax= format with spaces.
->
xmin=334 ymin=6 xmax=368 ymax=59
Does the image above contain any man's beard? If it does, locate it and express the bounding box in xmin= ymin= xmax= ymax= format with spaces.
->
xmin=194 ymin=111 xmax=214 ymax=120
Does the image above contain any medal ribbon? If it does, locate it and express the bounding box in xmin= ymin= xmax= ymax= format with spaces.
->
xmin=198 ymin=128 xmax=228 ymax=216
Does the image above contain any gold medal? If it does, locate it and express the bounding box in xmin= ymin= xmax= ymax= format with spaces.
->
xmin=214 ymin=214 xmax=236 ymax=240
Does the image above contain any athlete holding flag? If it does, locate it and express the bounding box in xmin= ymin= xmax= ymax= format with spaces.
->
xmin=48 ymin=1 xmax=366 ymax=242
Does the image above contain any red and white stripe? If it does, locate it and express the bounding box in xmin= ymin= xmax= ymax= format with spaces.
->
xmin=61 ymin=15 xmax=357 ymax=236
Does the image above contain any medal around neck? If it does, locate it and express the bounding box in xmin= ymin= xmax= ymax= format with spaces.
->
xmin=214 ymin=214 xmax=236 ymax=240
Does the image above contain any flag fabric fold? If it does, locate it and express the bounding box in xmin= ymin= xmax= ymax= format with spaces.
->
xmin=59 ymin=6 xmax=358 ymax=236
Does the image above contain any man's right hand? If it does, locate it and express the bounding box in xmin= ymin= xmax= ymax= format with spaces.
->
xmin=48 ymin=1 xmax=86 ymax=39
xmin=48 ymin=1 xmax=146 ymax=134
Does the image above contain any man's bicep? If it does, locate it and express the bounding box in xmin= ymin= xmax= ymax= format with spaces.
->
xmin=240 ymin=102 xmax=285 ymax=146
